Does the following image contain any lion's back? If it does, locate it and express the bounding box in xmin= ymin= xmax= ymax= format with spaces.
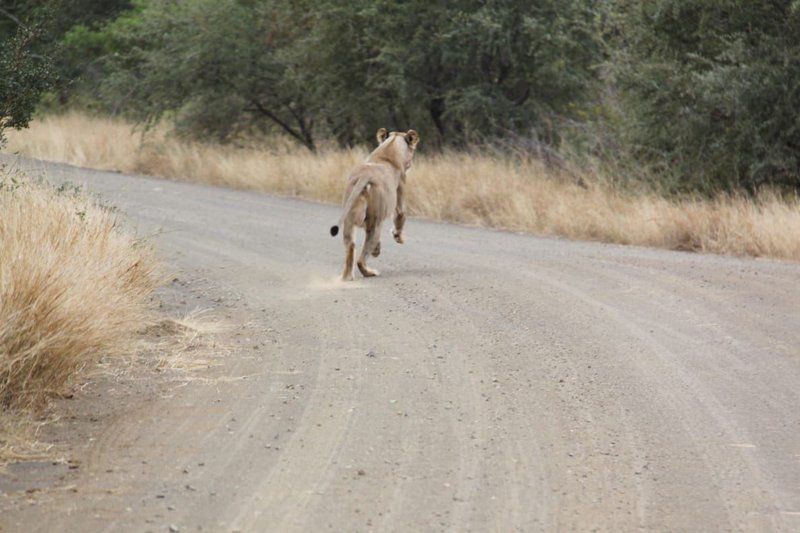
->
xmin=343 ymin=163 xmax=398 ymax=219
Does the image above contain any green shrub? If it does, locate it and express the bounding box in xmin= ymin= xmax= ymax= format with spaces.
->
xmin=608 ymin=0 xmax=800 ymax=192
xmin=0 ymin=7 xmax=54 ymax=145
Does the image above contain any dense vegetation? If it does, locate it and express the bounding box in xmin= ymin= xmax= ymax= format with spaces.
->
xmin=3 ymin=0 xmax=800 ymax=193
xmin=608 ymin=1 xmax=800 ymax=192
xmin=0 ymin=2 xmax=54 ymax=144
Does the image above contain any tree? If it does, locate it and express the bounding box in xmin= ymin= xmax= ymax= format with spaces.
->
xmin=51 ymin=0 xmax=132 ymax=103
xmin=295 ymin=0 xmax=603 ymax=147
xmin=608 ymin=0 xmax=800 ymax=192
xmin=92 ymin=0 xmax=603 ymax=150
xmin=95 ymin=0 xmax=318 ymax=149
xmin=381 ymin=0 xmax=600 ymax=146
xmin=0 ymin=3 xmax=54 ymax=145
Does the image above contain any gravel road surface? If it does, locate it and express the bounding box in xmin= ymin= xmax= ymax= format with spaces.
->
xmin=2 ymin=158 xmax=799 ymax=532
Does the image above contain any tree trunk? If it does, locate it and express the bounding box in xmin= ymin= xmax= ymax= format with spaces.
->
xmin=429 ymin=97 xmax=446 ymax=145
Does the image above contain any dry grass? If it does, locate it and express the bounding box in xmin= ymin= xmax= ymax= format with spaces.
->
xmin=0 ymin=414 xmax=52 ymax=462
xmin=0 ymin=169 xmax=160 ymax=412
xmin=6 ymin=112 xmax=800 ymax=260
xmin=141 ymin=310 xmax=228 ymax=372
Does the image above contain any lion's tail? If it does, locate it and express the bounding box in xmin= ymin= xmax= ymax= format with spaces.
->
xmin=330 ymin=175 xmax=372 ymax=237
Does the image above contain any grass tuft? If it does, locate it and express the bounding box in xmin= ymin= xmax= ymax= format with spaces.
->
xmin=0 ymin=169 xmax=159 ymax=411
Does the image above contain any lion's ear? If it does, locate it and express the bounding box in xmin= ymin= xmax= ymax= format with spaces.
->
xmin=406 ymin=130 xmax=419 ymax=148
xmin=376 ymin=128 xmax=388 ymax=143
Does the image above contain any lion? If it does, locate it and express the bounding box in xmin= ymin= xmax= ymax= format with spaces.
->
xmin=329 ymin=128 xmax=420 ymax=281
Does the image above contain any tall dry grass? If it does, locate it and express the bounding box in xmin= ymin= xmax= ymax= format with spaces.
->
xmin=0 ymin=170 xmax=159 ymax=410
xmin=6 ymin=112 xmax=800 ymax=260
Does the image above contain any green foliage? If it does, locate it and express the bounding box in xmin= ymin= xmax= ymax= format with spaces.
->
xmin=90 ymin=0 xmax=316 ymax=147
xmin=296 ymin=0 xmax=602 ymax=147
xmin=0 ymin=4 xmax=54 ymax=145
xmin=48 ymin=0 xmax=131 ymax=104
xmin=0 ymin=1 xmax=131 ymax=120
xmin=10 ymin=0 xmax=800 ymax=193
xmin=609 ymin=0 xmax=800 ymax=192
xmin=91 ymin=0 xmax=603 ymax=149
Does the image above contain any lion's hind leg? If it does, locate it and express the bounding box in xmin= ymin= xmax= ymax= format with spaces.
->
xmin=341 ymin=222 xmax=356 ymax=281
xmin=357 ymin=218 xmax=382 ymax=278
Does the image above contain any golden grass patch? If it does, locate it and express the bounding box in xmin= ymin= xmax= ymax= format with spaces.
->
xmin=7 ymin=112 xmax=800 ymax=260
xmin=0 ymin=170 xmax=160 ymax=411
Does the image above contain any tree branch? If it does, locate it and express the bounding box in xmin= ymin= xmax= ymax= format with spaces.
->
xmin=286 ymin=103 xmax=315 ymax=151
xmin=250 ymin=99 xmax=314 ymax=151
xmin=0 ymin=8 xmax=26 ymax=31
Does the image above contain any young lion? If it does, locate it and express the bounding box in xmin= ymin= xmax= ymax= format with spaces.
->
xmin=330 ymin=128 xmax=420 ymax=281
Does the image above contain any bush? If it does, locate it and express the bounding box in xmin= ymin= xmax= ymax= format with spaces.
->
xmin=86 ymin=0 xmax=602 ymax=150
xmin=0 ymin=172 xmax=159 ymax=408
xmin=608 ymin=0 xmax=800 ymax=192
xmin=0 ymin=7 xmax=54 ymax=145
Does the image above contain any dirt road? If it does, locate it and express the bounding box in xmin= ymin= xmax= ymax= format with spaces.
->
xmin=2 ymin=158 xmax=800 ymax=532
